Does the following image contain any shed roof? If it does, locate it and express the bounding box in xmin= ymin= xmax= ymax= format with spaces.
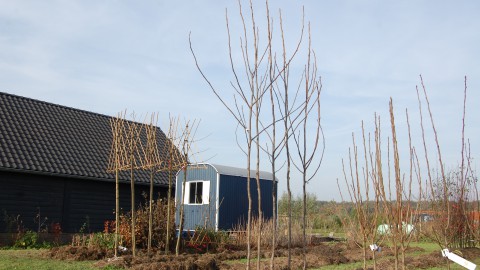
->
xmin=0 ymin=91 xmax=172 ymax=186
xmin=191 ymin=163 xmax=277 ymax=181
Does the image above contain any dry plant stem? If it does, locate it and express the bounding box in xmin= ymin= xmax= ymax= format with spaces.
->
xmin=420 ymin=76 xmax=449 ymax=247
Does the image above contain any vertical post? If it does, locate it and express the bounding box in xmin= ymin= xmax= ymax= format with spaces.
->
xmin=114 ymin=130 xmax=120 ymax=258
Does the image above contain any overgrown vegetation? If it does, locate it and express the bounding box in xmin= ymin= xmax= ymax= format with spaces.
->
xmin=117 ymin=196 xmax=175 ymax=251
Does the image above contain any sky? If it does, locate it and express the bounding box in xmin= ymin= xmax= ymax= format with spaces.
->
xmin=1 ymin=1 xmax=479 ymax=201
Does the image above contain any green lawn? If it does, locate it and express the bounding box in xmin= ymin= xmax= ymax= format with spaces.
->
xmin=0 ymin=249 xmax=105 ymax=270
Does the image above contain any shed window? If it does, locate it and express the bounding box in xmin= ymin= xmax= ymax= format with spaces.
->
xmin=183 ymin=180 xmax=210 ymax=205
xmin=189 ymin=182 xmax=203 ymax=204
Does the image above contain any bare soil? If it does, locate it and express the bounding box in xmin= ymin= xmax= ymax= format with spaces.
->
xmin=48 ymin=242 xmax=480 ymax=269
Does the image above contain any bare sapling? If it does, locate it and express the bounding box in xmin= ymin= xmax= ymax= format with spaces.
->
xmin=142 ymin=113 xmax=162 ymax=254
xmin=161 ymin=115 xmax=187 ymax=254
xmin=175 ymin=119 xmax=201 ymax=256
xmin=289 ymin=23 xmax=324 ymax=270
xmin=342 ymin=97 xmax=424 ymax=270
xmin=365 ymin=121 xmax=382 ymax=270
xmin=376 ymin=99 xmax=419 ymax=270
xmin=126 ymin=113 xmax=142 ymax=257
xmin=420 ymin=77 xmax=478 ymax=261
xmin=107 ymin=111 xmax=127 ymax=257
xmin=275 ymin=8 xmax=305 ymax=269
xmin=341 ymin=121 xmax=379 ymax=270
xmin=190 ymin=1 xmax=312 ymax=268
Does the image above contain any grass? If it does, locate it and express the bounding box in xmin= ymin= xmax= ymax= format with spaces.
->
xmin=0 ymin=249 xmax=114 ymax=270
xmin=1 ymin=243 xmax=478 ymax=270
xmin=313 ymin=241 xmax=480 ymax=270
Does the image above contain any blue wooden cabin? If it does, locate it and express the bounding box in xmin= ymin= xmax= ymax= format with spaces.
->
xmin=175 ymin=163 xmax=277 ymax=231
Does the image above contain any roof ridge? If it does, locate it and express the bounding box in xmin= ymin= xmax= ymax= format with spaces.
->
xmin=0 ymin=91 xmax=117 ymax=121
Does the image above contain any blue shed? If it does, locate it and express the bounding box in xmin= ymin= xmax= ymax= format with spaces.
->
xmin=175 ymin=163 xmax=277 ymax=231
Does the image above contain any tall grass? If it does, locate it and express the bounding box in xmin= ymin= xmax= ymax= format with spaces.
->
xmin=232 ymin=217 xmax=312 ymax=249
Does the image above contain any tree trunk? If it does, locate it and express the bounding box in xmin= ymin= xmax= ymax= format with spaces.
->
xmin=246 ymin=110 xmax=253 ymax=270
xmin=115 ymin=169 xmax=119 ymax=257
xmin=148 ymin=167 xmax=154 ymax=254
xmin=176 ymin=163 xmax=187 ymax=256
xmin=302 ymin=174 xmax=307 ymax=270
xmin=130 ymin=162 xmax=136 ymax=257
xmin=165 ymin=160 xmax=173 ymax=254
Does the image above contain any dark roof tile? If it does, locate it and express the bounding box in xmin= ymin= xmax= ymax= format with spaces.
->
xmin=0 ymin=92 xmax=172 ymax=186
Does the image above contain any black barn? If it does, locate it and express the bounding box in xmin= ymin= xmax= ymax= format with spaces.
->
xmin=0 ymin=92 xmax=171 ymax=233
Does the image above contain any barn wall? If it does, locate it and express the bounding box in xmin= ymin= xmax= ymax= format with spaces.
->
xmin=0 ymin=171 xmax=64 ymax=232
xmin=218 ymin=175 xmax=275 ymax=230
xmin=175 ymin=165 xmax=217 ymax=231
xmin=0 ymin=170 xmax=168 ymax=233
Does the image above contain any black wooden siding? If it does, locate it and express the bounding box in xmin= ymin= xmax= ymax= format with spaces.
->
xmin=0 ymin=170 xmax=167 ymax=233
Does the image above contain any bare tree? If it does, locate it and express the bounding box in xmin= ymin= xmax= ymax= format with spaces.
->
xmin=191 ymin=1 xmax=313 ymax=268
xmin=274 ymin=9 xmax=306 ymax=268
xmin=190 ymin=1 xmax=268 ymax=266
xmin=290 ymin=24 xmax=324 ymax=270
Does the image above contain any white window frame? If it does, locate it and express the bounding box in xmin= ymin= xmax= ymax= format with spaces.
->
xmin=184 ymin=180 xmax=210 ymax=205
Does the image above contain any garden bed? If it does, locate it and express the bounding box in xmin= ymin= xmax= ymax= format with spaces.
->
xmin=46 ymin=240 xmax=480 ymax=269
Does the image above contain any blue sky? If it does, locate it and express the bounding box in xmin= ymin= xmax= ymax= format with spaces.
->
xmin=1 ymin=1 xmax=479 ymax=201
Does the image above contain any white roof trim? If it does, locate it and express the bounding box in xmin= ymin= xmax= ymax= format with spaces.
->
xmin=188 ymin=163 xmax=277 ymax=181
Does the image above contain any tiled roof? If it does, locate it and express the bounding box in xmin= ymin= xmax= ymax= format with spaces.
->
xmin=0 ymin=92 xmax=171 ymax=186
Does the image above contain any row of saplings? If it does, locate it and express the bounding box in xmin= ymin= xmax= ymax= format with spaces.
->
xmin=49 ymin=198 xmax=243 ymax=263
xmin=48 ymin=196 xmax=344 ymax=269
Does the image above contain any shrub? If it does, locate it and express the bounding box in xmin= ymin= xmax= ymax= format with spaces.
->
xmin=14 ymin=230 xmax=38 ymax=248
xmin=117 ymin=197 xmax=176 ymax=250
xmin=185 ymin=226 xmax=230 ymax=252
xmin=13 ymin=230 xmax=51 ymax=249
xmin=71 ymin=232 xmax=115 ymax=249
